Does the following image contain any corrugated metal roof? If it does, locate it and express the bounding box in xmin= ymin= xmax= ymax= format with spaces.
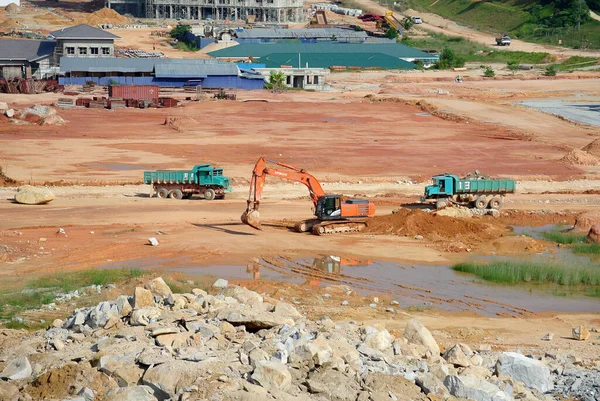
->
xmin=235 ymin=28 xmax=367 ymax=39
xmin=261 ymin=52 xmax=415 ymax=69
xmin=0 ymin=39 xmax=56 ymax=62
xmin=49 ymin=24 xmax=120 ymax=40
xmin=60 ymin=57 xmax=155 ymax=73
xmin=154 ymin=62 xmax=239 ymax=78
xmin=209 ymin=43 xmax=433 ymax=59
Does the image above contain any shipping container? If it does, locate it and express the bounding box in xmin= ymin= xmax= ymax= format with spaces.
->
xmin=108 ymin=85 xmax=160 ymax=101
xmin=160 ymin=97 xmax=178 ymax=108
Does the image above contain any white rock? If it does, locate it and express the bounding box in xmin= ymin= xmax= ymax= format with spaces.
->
xmin=52 ymin=338 xmax=65 ymax=351
xmin=116 ymin=295 xmax=132 ymax=317
xmin=444 ymin=375 xmax=511 ymax=401
xmin=404 ymin=319 xmax=440 ymax=355
xmin=144 ymin=277 xmax=172 ymax=297
xmin=416 ymin=373 xmax=451 ymax=399
xmin=14 ymin=185 xmax=54 ymax=205
xmin=364 ymin=330 xmax=393 ymax=351
xmin=496 ymin=352 xmax=553 ymax=392
xmin=130 ymin=307 xmax=161 ymax=326
xmin=341 ymin=300 xmax=349 ymax=306
xmin=541 ymin=333 xmax=554 ymax=341
xmin=148 ymin=237 xmax=159 ymax=246
xmin=251 ymin=361 xmax=292 ymax=392
xmin=5 ymin=109 xmax=14 ymax=118
xmin=213 ymin=278 xmax=229 ymax=288
xmin=444 ymin=344 xmax=471 ymax=367
xmin=0 ymin=356 xmax=32 ymax=380
xmin=105 ymin=385 xmax=158 ymax=401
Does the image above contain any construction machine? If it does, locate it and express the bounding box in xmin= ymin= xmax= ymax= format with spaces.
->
xmin=240 ymin=157 xmax=375 ymax=235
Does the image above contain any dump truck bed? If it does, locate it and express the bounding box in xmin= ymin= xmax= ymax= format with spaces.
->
xmin=143 ymin=170 xmax=198 ymax=185
xmin=455 ymin=179 xmax=516 ymax=194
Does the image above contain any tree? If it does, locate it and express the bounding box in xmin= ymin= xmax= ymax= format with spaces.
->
xmin=483 ymin=66 xmax=495 ymax=77
xmin=384 ymin=27 xmax=399 ymax=40
xmin=507 ymin=60 xmax=519 ymax=76
xmin=170 ymin=24 xmax=191 ymax=41
xmin=401 ymin=16 xmax=414 ymax=31
xmin=266 ymin=70 xmax=286 ymax=91
xmin=436 ymin=47 xmax=465 ymax=69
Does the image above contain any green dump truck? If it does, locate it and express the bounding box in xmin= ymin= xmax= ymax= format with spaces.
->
xmin=144 ymin=164 xmax=232 ymax=200
xmin=422 ymin=172 xmax=516 ymax=210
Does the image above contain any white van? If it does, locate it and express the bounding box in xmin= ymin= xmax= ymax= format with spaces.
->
xmin=412 ymin=16 xmax=422 ymax=24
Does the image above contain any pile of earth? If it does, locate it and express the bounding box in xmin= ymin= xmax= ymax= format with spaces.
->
xmin=18 ymin=105 xmax=66 ymax=125
xmin=0 ymin=19 xmax=21 ymax=28
xmin=163 ymin=115 xmax=197 ymax=131
xmin=572 ymin=210 xmax=600 ymax=233
xmin=364 ymin=208 xmax=507 ymax=246
xmin=4 ymin=3 xmax=21 ymax=13
xmin=581 ymin=137 xmax=600 ymax=158
xmin=75 ymin=7 xmax=129 ymax=25
xmin=560 ymin=148 xmax=599 ymax=166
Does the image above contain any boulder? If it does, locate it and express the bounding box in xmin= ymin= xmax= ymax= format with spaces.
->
xmin=416 ymin=373 xmax=451 ymax=399
xmin=572 ymin=325 xmax=590 ymax=341
xmin=251 ymin=361 xmax=292 ymax=392
xmin=444 ymin=344 xmax=471 ymax=367
xmin=87 ymin=301 xmax=119 ymax=328
xmin=573 ymin=211 xmax=600 ymax=233
xmin=403 ymin=319 xmax=440 ymax=355
xmin=144 ymin=277 xmax=172 ymax=297
xmin=218 ymin=285 xmax=263 ymax=306
xmin=0 ymin=382 xmax=20 ymax=400
xmin=106 ymin=385 xmax=158 ymax=401
xmin=225 ymin=310 xmax=295 ymax=330
xmin=133 ymin=287 xmax=154 ymax=309
xmin=0 ymin=356 xmax=32 ymax=380
xmin=14 ymin=185 xmax=54 ymax=205
xmin=5 ymin=109 xmax=14 ymax=118
xmin=295 ymin=336 xmax=333 ymax=365
xmin=495 ymin=352 xmax=553 ymax=392
xmin=116 ymin=295 xmax=132 ymax=317
xmin=306 ymin=368 xmax=360 ymax=401
xmin=130 ymin=307 xmax=161 ymax=326
xmin=444 ymin=375 xmax=511 ymax=401
xmin=142 ymin=360 xmax=202 ymax=399
xmin=364 ymin=329 xmax=393 ymax=351
xmin=586 ymin=225 xmax=600 ymax=244
xmin=213 ymin=278 xmax=229 ymax=288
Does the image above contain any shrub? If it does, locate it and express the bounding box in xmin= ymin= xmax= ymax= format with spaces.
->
xmin=544 ymin=64 xmax=558 ymax=76
xmin=483 ymin=66 xmax=495 ymax=77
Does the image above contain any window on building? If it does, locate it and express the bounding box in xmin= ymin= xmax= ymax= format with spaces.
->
xmin=90 ymin=47 xmax=99 ymax=55
xmin=102 ymin=47 xmax=111 ymax=55
xmin=66 ymin=47 xmax=75 ymax=55
xmin=79 ymin=47 xmax=88 ymax=55
xmin=314 ymin=76 xmax=319 ymax=84
xmin=307 ymin=75 xmax=313 ymax=84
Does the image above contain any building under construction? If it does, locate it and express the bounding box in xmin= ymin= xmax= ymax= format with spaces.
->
xmin=107 ymin=0 xmax=304 ymax=22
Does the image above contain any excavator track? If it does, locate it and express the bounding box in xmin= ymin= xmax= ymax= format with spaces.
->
xmin=311 ymin=220 xmax=368 ymax=236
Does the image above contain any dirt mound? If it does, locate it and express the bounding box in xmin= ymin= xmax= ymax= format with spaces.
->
xmin=559 ymin=148 xmax=599 ymax=166
xmin=4 ymin=3 xmax=21 ymax=13
xmin=0 ymin=19 xmax=22 ymax=28
xmin=581 ymin=138 xmax=600 ymax=158
xmin=573 ymin=211 xmax=600 ymax=233
xmin=364 ymin=208 xmax=507 ymax=246
xmin=76 ymin=7 xmax=129 ymax=25
xmin=163 ymin=115 xmax=197 ymax=131
xmin=435 ymin=206 xmax=472 ymax=219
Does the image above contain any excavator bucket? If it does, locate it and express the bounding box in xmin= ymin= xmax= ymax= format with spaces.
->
xmin=241 ymin=209 xmax=261 ymax=230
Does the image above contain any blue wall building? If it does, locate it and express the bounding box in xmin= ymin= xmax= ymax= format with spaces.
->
xmin=58 ymin=58 xmax=265 ymax=90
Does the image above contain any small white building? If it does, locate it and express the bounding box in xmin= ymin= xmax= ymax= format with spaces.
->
xmin=254 ymin=67 xmax=330 ymax=91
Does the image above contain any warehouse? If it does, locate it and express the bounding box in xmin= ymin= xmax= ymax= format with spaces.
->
xmin=58 ymin=58 xmax=264 ymax=89
xmin=234 ymin=28 xmax=368 ymax=43
xmin=48 ymin=24 xmax=121 ymax=64
xmin=208 ymin=43 xmax=438 ymax=69
xmin=0 ymin=40 xmax=57 ymax=79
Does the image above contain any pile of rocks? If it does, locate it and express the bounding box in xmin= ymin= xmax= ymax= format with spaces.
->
xmin=0 ymin=278 xmax=598 ymax=401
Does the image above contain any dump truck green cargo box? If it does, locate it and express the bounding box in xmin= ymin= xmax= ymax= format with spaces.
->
xmin=454 ymin=178 xmax=516 ymax=194
xmin=144 ymin=164 xmax=231 ymax=200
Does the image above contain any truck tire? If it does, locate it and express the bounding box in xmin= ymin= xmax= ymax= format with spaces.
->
xmin=204 ymin=188 xmax=216 ymax=201
xmin=157 ymin=188 xmax=169 ymax=199
xmin=436 ymin=199 xmax=449 ymax=209
xmin=474 ymin=196 xmax=487 ymax=210
xmin=169 ymin=189 xmax=183 ymax=200
xmin=488 ymin=196 xmax=503 ymax=210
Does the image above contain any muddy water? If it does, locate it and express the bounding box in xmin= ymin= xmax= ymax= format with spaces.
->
xmin=98 ymin=255 xmax=599 ymax=317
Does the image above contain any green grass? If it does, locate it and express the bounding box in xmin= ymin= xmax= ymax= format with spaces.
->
xmin=0 ymin=268 xmax=149 ymax=329
xmin=588 ymin=287 xmax=600 ymax=298
xmin=558 ymin=56 xmax=600 ymax=71
xmin=542 ymin=229 xmax=586 ymax=244
xmin=573 ymin=243 xmax=600 ymax=254
xmin=453 ymin=260 xmax=600 ymax=286
xmin=176 ymin=42 xmax=198 ymax=52
xmin=402 ymin=33 xmax=551 ymax=64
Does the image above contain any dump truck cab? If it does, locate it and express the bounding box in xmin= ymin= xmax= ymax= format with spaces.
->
xmin=423 ymin=173 xmax=457 ymax=199
xmin=194 ymin=164 xmax=232 ymax=191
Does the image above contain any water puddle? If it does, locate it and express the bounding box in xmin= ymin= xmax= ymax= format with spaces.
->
xmin=97 ymin=255 xmax=600 ymax=317
xmin=511 ymin=224 xmax=566 ymax=240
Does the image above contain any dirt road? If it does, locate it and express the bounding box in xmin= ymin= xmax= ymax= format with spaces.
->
xmin=352 ymin=0 xmax=600 ymax=58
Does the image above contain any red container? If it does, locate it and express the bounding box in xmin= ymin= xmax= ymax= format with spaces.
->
xmin=108 ymin=85 xmax=159 ymax=101
xmin=160 ymin=97 xmax=178 ymax=108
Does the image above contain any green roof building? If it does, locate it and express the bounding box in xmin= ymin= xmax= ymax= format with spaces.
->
xmin=208 ymin=43 xmax=438 ymax=69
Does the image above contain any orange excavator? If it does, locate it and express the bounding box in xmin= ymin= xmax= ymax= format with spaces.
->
xmin=241 ymin=157 xmax=376 ymax=235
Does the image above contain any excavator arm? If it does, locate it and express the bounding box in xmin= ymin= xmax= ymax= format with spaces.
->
xmin=241 ymin=157 xmax=327 ymax=230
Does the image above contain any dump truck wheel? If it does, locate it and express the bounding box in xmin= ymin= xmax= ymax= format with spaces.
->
xmin=475 ymin=196 xmax=487 ymax=210
xmin=157 ymin=188 xmax=169 ymax=199
xmin=489 ymin=197 xmax=503 ymax=210
xmin=204 ymin=189 xmax=216 ymax=201
xmin=169 ymin=189 xmax=183 ymax=200
xmin=436 ymin=199 xmax=449 ymax=209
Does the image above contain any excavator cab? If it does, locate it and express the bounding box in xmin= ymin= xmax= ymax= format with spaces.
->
xmin=316 ymin=195 xmax=342 ymax=219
